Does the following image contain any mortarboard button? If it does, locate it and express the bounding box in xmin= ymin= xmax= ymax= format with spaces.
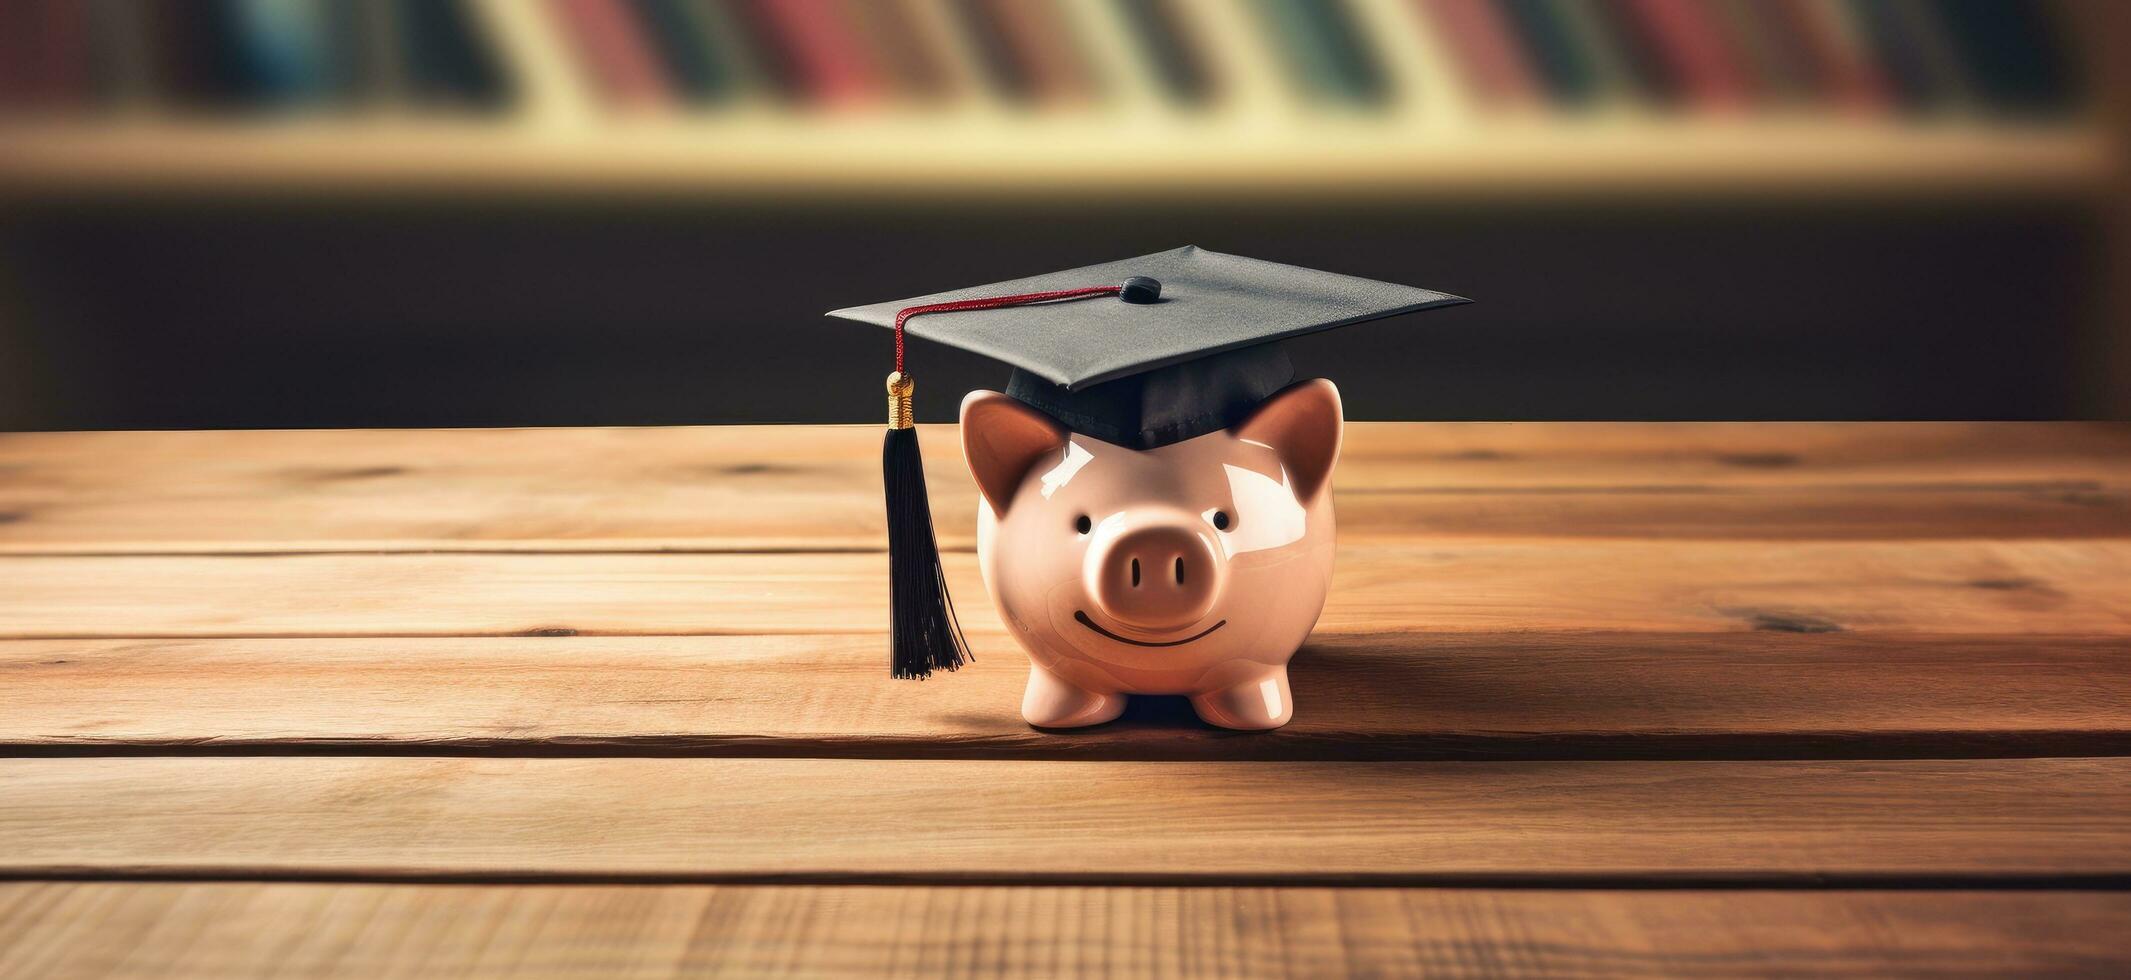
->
xmin=1120 ymin=276 xmax=1162 ymax=304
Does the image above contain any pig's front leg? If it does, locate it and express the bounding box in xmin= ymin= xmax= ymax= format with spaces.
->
xmin=1021 ymin=664 xmax=1127 ymax=729
xmin=1189 ymin=667 xmax=1294 ymax=731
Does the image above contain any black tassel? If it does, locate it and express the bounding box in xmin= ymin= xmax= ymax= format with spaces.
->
xmin=882 ymin=375 xmax=969 ymax=679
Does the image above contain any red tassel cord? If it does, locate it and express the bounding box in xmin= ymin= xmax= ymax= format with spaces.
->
xmin=892 ymin=285 xmax=1124 ymax=375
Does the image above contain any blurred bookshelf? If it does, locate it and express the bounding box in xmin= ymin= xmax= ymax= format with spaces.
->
xmin=3 ymin=0 xmax=2128 ymax=430
xmin=0 ymin=0 xmax=2112 ymax=198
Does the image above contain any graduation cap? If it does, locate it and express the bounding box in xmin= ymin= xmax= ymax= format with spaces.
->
xmin=828 ymin=245 xmax=1469 ymax=679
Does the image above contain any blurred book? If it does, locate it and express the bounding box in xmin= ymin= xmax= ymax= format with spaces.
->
xmin=0 ymin=1 xmax=94 ymax=111
xmin=551 ymin=0 xmax=675 ymax=109
xmin=1249 ymin=0 xmax=1388 ymax=106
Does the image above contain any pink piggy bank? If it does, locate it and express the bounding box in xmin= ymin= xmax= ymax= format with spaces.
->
xmin=960 ymin=378 xmax=1343 ymax=730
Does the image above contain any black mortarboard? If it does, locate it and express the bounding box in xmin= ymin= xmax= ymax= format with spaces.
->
xmin=830 ymin=245 xmax=1468 ymax=450
xmin=828 ymin=246 xmax=1469 ymax=678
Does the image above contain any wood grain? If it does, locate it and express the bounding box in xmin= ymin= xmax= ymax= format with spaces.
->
xmin=0 ymin=537 xmax=2123 ymax=639
xmin=5 ymin=422 xmax=2128 ymax=973
xmin=3 ymin=883 xmax=2126 ymax=979
xmin=5 ymin=632 xmax=2127 ymax=759
xmin=4 ymin=757 xmax=2128 ymax=881
xmin=3 ymin=423 xmax=2125 ymax=553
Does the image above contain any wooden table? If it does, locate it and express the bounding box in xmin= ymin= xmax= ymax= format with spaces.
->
xmin=2 ymin=422 xmax=2128 ymax=977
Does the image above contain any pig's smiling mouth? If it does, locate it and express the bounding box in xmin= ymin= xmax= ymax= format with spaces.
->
xmin=1074 ymin=611 xmax=1227 ymax=648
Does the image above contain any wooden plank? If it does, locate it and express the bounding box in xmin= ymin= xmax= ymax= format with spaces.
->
xmin=5 ymin=633 xmax=2128 ymax=759
xmin=3 ymin=757 xmax=2127 ymax=880
xmin=3 ymin=424 xmax=2125 ymax=553
xmin=11 ymin=485 xmax=2125 ymax=552
xmin=3 ymin=883 xmax=2126 ymax=979
xmin=0 ymin=539 xmax=2122 ymax=639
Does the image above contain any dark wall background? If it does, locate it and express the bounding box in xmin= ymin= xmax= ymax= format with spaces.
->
xmin=0 ymin=193 xmax=2103 ymax=430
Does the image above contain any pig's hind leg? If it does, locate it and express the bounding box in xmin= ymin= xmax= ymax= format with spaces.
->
xmin=1189 ymin=667 xmax=1294 ymax=730
xmin=1022 ymin=665 xmax=1127 ymax=729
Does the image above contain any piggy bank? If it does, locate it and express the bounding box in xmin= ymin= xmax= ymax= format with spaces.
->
xmin=960 ymin=378 xmax=1343 ymax=730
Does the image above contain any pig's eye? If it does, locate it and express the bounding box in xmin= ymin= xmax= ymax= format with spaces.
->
xmin=1212 ymin=510 xmax=1232 ymax=531
xmin=1075 ymin=515 xmax=1092 ymax=535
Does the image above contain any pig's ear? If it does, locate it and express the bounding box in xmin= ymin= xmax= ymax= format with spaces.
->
xmin=961 ymin=390 xmax=1067 ymax=515
xmin=1236 ymin=379 xmax=1343 ymax=504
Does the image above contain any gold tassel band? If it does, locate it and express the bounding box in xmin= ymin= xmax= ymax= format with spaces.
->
xmin=886 ymin=372 xmax=916 ymax=430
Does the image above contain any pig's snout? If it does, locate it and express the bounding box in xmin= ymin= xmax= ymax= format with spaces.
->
xmin=1084 ymin=513 xmax=1225 ymax=633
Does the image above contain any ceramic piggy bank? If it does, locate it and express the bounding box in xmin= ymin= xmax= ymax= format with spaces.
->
xmin=961 ymin=378 xmax=1343 ymax=730
xmin=827 ymin=246 xmax=1466 ymax=723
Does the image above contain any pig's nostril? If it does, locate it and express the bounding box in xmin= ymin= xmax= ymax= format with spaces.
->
xmin=1130 ymin=557 xmax=1140 ymax=587
xmin=1174 ymin=556 xmax=1185 ymax=585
